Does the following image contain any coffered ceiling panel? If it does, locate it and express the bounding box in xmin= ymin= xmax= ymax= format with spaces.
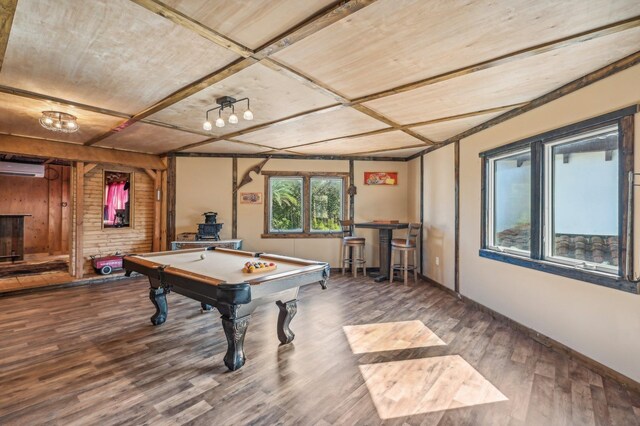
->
xmin=411 ymin=109 xmax=514 ymax=142
xmin=274 ymin=0 xmax=640 ymax=99
xmin=0 ymin=0 xmax=238 ymax=114
xmin=234 ymin=107 xmax=390 ymax=149
xmin=0 ymin=92 xmax=123 ymax=144
xmin=147 ymin=63 xmax=337 ymax=138
xmin=162 ymin=0 xmax=335 ymax=50
xmin=363 ymin=27 xmax=640 ymax=124
xmin=290 ymin=131 xmax=422 ymax=156
xmin=95 ymin=122 xmax=207 ymax=154
xmin=184 ymin=140 xmax=273 ymax=155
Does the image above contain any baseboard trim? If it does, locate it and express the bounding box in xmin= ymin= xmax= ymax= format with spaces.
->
xmin=418 ymin=274 xmax=640 ymax=393
xmin=330 ymin=267 xmax=380 ymax=274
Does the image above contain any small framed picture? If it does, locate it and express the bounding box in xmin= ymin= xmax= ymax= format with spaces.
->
xmin=240 ymin=192 xmax=263 ymax=204
xmin=364 ymin=172 xmax=398 ymax=185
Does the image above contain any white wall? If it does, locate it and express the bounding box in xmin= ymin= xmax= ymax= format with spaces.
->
xmin=422 ymin=144 xmax=456 ymax=289
xmin=457 ymin=65 xmax=640 ymax=382
xmin=176 ymin=157 xmax=410 ymax=268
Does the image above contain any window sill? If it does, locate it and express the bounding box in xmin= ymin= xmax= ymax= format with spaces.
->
xmin=478 ymin=249 xmax=639 ymax=294
xmin=261 ymin=233 xmax=343 ymax=239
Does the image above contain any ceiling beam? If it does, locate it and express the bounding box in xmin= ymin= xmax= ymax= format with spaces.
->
xmin=0 ymin=0 xmax=18 ymax=73
xmin=0 ymin=84 xmax=217 ymax=138
xmin=354 ymin=15 xmax=640 ymax=104
xmin=399 ymin=103 xmax=527 ymax=129
xmin=174 ymin=16 xmax=638 ymax=154
xmin=87 ymin=3 xmax=638 ymax=157
xmin=174 ymin=102 xmax=538 ymax=153
xmin=87 ymin=0 xmax=378 ymax=150
xmin=181 ymin=16 xmax=640 ymax=151
xmin=0 ymin=134 xmax=166 ymax=169
xmin=129 ymin=0 xmax=252 ymax=57
xmin=285 ymin=127 xmax=396 ymax=150
xmin=84 ymin=57 xmax=257 ymax=146
xmin=350 ymin=103 xmax=434 ymax=144
xmin=173 ymin=56 xmax=435 ymax=152
xmin=252 ymin=0 xmax=377 ymax=59
xmin=172 ymin=104 xmax=345 ymax=152
xmin=0 ymin=84 xmax=131 ymax=119
xmin=409 ymin=50 xmax=640 ymax=160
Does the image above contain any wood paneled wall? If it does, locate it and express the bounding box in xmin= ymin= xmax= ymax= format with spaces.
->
xmin=73 ymin=165 xmax=154 ymax=275
xmin=0 ymin=165 xmax=70 ymax=255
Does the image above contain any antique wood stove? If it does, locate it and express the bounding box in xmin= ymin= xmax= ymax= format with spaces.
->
xmin=196 ymin=211 xmax=223 ymax=241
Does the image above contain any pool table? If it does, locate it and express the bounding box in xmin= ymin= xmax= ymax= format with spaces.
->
xmin=123 ymin=247 xmax=330 ymax=371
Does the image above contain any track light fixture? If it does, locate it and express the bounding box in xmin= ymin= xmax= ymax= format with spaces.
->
xmin=203 ymin=96 xmax=253 ymax=131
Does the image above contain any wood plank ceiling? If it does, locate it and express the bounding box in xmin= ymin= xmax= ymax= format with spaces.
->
xmin=0 ymin=0 xmax=638 ymax=158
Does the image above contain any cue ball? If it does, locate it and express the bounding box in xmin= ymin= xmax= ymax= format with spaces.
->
xmin=200 ymin=253 xmax=206 ymax=260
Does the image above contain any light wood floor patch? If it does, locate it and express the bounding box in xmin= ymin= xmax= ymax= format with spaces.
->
xmin=343 ymin=320 xmax=446 ymax=354
xmin=360 ymin=355 xmax=508 ymax=419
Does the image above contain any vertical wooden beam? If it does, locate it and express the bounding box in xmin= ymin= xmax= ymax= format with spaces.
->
xmin=349 ymin=160 xmax=355 ymax=222
xmin=303 ymin=177 xmax=310 ymax=233
xmin=620 ymin=115 xmax=634 ymax=279
xmin=61 ymin=166 xmax=70 ymax=254
xmin=152 ymin=170 xmax=162 ymax=251
xmin=454 ymin=141 xmax=460 ymax=294
xmin=0 ymin=0 xmax=18 ymax=73
xmin=419 ymin=154 xmax=424 ymax=276
xmin=75 ymin=162 xmax=85 ymax=279
xmin=232 ymin=158 xmax=238 ymax=239
xmin=47 ymin=165 xmax=55 ymax=255
xmin=166 ymin=155 xmax=177 ymax=247
xmin=160 ymin=168 xmax=168 ymax=251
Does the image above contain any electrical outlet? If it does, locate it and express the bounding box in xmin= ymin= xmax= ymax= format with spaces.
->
xmin=435 ymin=257 xmax=440 ymax=266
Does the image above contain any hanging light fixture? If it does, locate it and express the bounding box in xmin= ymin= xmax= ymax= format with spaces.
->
xmin=202 ymin=96 xmax=253 ymax=131
xmin=39 ymin=111 xmax=79 ymax=133
xmin=215 ymin=109 xmax=225 ymax=128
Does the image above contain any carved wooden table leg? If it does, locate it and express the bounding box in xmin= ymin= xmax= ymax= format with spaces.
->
xmin=276 ymin=300 xmax=297 ymax=344
xmin=149 ymin=287 xmax=168 ymax=325
xmin=221 ymin=315 xmax=250 ymax=371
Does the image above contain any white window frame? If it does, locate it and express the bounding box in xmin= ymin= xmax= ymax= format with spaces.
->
xmin=542 ymin=124 xmax=619 ymax=275
xmin=486 ymin=147 xmax=532 ymax=257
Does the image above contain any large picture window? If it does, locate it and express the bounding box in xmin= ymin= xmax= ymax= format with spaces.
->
xmin=264 ymin=172 xmax=347 ymax=237
xmin=480 ymin=107 xmax=635 ymax=292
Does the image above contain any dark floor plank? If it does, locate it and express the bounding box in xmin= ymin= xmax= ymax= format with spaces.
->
xmin=0 ymin=275 xmax=639 ymax=425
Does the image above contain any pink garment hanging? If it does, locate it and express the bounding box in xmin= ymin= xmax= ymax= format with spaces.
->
xmin=104 ymin=182 xmax=128 ymax=224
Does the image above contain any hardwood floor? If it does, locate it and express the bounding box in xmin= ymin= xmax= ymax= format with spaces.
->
xmin=1 ymin=275 xmax=639 ymax=425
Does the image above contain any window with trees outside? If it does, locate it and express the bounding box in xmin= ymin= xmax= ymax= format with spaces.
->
xmin=480 ymin=107 xmax=636 ymax=293
xmin=264 ymin=172 xmax=347 ymax=237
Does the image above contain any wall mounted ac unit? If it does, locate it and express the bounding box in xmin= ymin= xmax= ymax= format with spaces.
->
xmin=0 ymin=161 xmax=45 ymax=177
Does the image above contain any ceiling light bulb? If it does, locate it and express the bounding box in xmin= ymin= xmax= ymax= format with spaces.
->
xmin=203 ymin=121 xmax=212 ymax=131
xmin=243 ymin=109 xmax=253 ymax=121
xmin=54 ymin=121 xmax=62 ymax=128
xmin=43 ymin=117 xmax=53 ymax=125
xmin=215 ymin=117 xmax=225 ymax=128
xmin=228 ymin=113 xmax=238 ymax=124
xmin=66 ymin=121 xmax=77 ymax=129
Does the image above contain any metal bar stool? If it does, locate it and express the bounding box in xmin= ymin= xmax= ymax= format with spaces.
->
xmin=390 ymin=223 xmax=421 ymax=285
xmin=339 ymin=220 xmax=366 ymax=278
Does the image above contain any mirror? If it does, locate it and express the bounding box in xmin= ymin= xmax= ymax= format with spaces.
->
xmin=103 ymin=170 xmax=132 ymax=228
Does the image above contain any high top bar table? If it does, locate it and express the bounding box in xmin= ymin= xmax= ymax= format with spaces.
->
xmin=355 ymin=222 xmax=409 ymax=282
